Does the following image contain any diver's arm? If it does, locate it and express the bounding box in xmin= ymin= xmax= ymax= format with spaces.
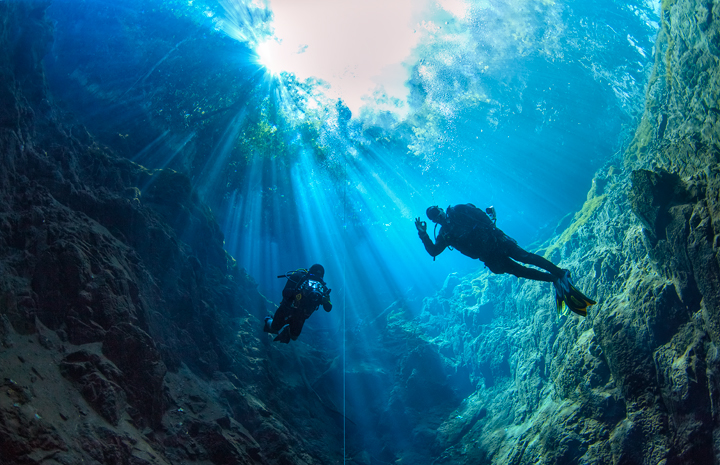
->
xmin=322 ymin=297 xmax=332 ymax=312
xmin=415 ymin=217 xmax=447 ymax=257
xmin=321 ymin=287 xmax=332 ymax=312
xmin=419 ymin=229 xmax=448 ymax=257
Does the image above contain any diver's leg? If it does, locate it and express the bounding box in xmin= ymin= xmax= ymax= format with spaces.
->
xmin=269 ymin=301 xmax=292 ymax=333
xmin=506 ymin=244 xmax=565 ymax=280
xmin=503 ymin=260 xmax=556 ymax=282
xmin=289 ymin=316 xmax=306 ymax=341
xmin=485 ymin=256 xmax=556 ymax=282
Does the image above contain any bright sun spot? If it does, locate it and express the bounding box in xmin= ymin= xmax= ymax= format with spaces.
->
xmin=256 ymin=0 xmax=433 ymax=115
xmin=255 ymin=40 xmax=283 ymax=74
xmin=220 ymin=0 xmax=471 ymax=115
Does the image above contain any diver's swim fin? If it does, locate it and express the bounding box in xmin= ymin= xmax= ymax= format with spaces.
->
xmin=554 ymin=286 xmax=566 ymax=314
xmin=274 ymin=324 xmax=291 ymax=343
xmin=553 ymin=270 xmax=596 ymax=317
xmin=563 ymin=283 xmax=596 ymax=317
xmin=263 ymin=317 xmax=274 ymax=333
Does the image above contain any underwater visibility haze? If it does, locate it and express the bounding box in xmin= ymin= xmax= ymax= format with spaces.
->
xmin=4 ymin=0 xmax=720 ymax=462
xmin=44 ymin=0 xmax=658 ymax=311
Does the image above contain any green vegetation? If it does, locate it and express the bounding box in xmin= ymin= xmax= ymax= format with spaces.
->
xmin=661 ymin=0 xmax=677 ymax=12
xmin=236 ymin=119 xmax=287 ymax=161
xmin=624 ymin=114 xmax=655 ymax=165
xmin=659 ymin=0 xmax=678 ymax=88
xmin=540 ymin=189 xmax=607 ymax=260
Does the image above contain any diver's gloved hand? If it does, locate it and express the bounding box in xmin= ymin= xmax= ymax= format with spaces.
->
xmin=414 ymin=217 xmax=427 ymax=234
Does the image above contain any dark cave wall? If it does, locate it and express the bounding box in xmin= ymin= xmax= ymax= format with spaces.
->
xmin=0 ymin=4 xmax=343 ymax=465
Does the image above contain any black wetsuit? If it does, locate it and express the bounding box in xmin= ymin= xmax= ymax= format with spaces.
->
xmin=419 ymin=204 xmax=564 ymax=282
xmin=269 ymin=270 xmax=332 ymax=341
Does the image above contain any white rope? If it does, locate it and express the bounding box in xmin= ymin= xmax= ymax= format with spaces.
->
xmin=342 ymin=153 xmax=348 ymax=464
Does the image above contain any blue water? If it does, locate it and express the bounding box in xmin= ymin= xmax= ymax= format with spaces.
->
xmin=43 ymin=0 xmax=659 ymax=458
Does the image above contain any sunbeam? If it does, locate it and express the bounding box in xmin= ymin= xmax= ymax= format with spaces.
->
xmin=255 ymin=39 xmax=285 ymax=75
xmin=35 ymin=0 xmax=665 ymax=461
xmin=221 ymin=0 xmax=432 ymax=114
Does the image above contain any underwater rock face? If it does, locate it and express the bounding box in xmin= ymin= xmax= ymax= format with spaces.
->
xmin=383 ymin=0 xmax=720 ymax=463
xmin=311 ymin=0 xmax=719 ymax=463
xmin=0 ymin=3 xmax=343 ymax=464
xmin=1 ymin=0 xmax=719 ymax=464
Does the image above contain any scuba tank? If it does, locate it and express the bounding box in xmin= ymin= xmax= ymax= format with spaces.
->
xmin=277 ymin=269 xmax=330 ymax=315
xmin=485 ymin=205 xmax=497 ymax=225
xmin=443 ymin=204 xmax=501 ymax=259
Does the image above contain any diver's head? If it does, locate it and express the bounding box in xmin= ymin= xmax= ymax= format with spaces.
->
xmin=309 ymin=264 xmax=325 ymax=279
xmin=426 ymin=206 xmax=446 ymax=225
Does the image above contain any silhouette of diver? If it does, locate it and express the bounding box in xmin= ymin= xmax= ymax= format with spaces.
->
xmin=416 ymin=204 xmax=595 ymax=316
xmin=263 ymin=264 xmax=332 ymax=343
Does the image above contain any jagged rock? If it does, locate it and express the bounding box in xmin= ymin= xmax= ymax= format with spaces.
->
xmin=334 ymin=1 xmax=720 ymax=461
xmin=102 ymin=323 xmax=167 ymax=428
xmin=1 ymin=0 xmax=719 ymax=463
xmin=406 ymin=0 xmax=720 ymax=462
xmin=0 ymin=3 xmax=342 ymax=464
xmin=629 ymin=169 xmax=690 ymax=242
xmin=60 ymin=349 xmax=127 ymax=426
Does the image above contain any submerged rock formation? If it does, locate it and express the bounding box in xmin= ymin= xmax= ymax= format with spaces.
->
xmin=1 ymin=0 xmax=718 ymax=464
xmin=352 ymin=0 xmax=720 ymax=463
xmin=0 ymin=3 xmax=343 ymax=464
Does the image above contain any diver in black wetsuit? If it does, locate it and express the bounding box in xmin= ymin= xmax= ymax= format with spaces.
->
xmin=415 ymin=204 xmax=595 ymax=316
xmin=263 ymin=264 xmax=332 ymax=343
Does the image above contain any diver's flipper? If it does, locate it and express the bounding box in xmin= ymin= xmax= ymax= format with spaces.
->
xmin=564 ymin=284 xmax=596 ymax=317
xmin=554 ymin=286 xmax=566 ymax=314
xmin=274 ymin=324 xmax=291 ymax=343
xmin=553 ymin=273 xmax=570 ymax=313
xmin=553 ymin=270 xmax=596 ymax=317
xmin=263 ymin=317 xmax=274 ymax=333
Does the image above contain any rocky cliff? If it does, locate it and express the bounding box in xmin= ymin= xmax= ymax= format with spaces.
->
xmin=0 ymin=3 xmax=344 ymax=464
xmin=356 ymin=0 xmax=720 ymax=463
xmin=1 ymin=0 xmax=719 ymax=464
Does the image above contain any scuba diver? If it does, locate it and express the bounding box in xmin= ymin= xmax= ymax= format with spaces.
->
xmin=415 ymin=204 xmax=596 ymax=316
xmin=263 ymin=264 xmax=332 ymax=343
